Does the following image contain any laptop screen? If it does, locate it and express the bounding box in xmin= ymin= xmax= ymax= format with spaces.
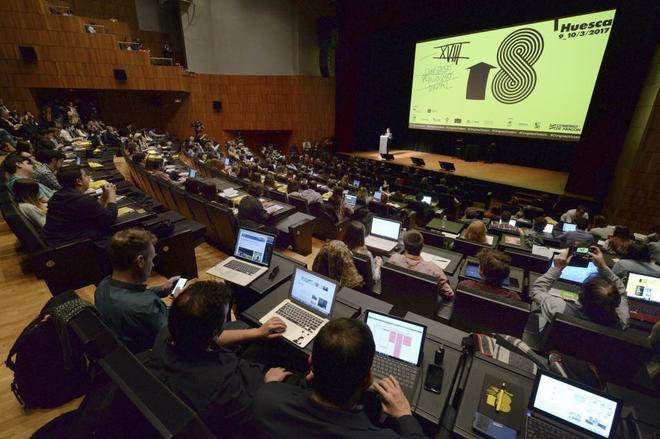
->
xmin=465 ymin=261 xmax=510 ymax=286
xmin=529 ymin=372 xmax=621 ymax=439
xmin=625 ymin=272 xmax=660 ymax=304
xmin=345 ymin=193 xmax=357 ymax=207
xmin=421 ymin=196 xmax=432 ymax=205
xmin=352 ymin=179 xmax=360 ymax=187
xmin=370 ymin=217 xmax=401 ymax=241
xmin=559 ymin=261 xmax=597 ymax=284
xmin=233 ymin=228 xmax=275 ymax=267
xmin=290 ymin=268 xmax=337 ymax=317
xmin=562 ymin=223 xmax=577 ymax=232
xmin=365 ymin=311 xmax=426 ymax=366
xmin=374 ymin=191 xmax=382 ymax=201
xmin=543 ymin=224 xmax=554 ymax=234
xmin=224 ymin=158 xmax=230 ymax=166
xmin=508 ymin=219 xmax=517 ymax=227
xmin=188 ymin=169 xmax=197 ymax=178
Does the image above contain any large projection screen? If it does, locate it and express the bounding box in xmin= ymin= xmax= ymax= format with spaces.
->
xmin=409 ymin=9 xmax=616 ymax=141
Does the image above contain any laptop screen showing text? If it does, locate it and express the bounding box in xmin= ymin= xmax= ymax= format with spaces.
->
xmin=559 ymin=261 xmax=597 ymax=284
xmin=345 ymin=194 xmax=357 ymax=207
xmin=543 ymin=224 xmax=554 ymax=234
xmin=290 ymin=269 xmax=337 ymax=317
xmin=625 ymin=272 xmax=660 ymax=304
xmin=371 ymin=217 xmax=401 ymax=240
xmin=234 ymin=229 xmax=275 ymax=267
xmin=562 ymin=223 xmax=577 ymax=232
xmin=366 ymin=311 xmax=425 ymax=366
xmin=531 ymin=373 xmax=619 ymax=438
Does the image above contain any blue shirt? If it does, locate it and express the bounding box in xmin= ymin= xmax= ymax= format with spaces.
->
xmin=94 ymin=276 xmax=168 ymax=353
xmin=7 ymin=175 xmax=54 ymax=200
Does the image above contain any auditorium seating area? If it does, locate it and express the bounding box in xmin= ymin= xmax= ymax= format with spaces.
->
xmin=1 ymin=0 xmax=659 ymax=436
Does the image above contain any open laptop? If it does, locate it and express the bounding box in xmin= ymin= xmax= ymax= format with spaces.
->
xmin=373 ymin=191 xmax=382 ymax=201
xmin=365 ymin=310 xmax=427 ymax=401
xmin=187 ymin=169 xmax=197 ymax=178
xmin=525 ymin=371 xmax=622 ymax=439
xmin=421 ymin=195 xmax=432 ymax=205
xmin=345 ymin=193 xmax=358 ymax=208
xmin=365 ymin=216 xmax=402 ymax=252
xmin=352 ymin=179 xmax=361 ymax=187
xmin=625 ymin=272 xmax=660 ymax=323
xmin=207 ymin=228 xmax=275 ymax=286
xmin=543 ymin=223 xmax=555 ymax=234
xmin=259 ymin=267 xmax=338 ymax=348
xmin=551 ymin=261 xmax=598 ymax=299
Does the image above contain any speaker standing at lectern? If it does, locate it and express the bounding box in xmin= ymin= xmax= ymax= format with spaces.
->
xmin=379 ymin=128 xmax=392 ymax=155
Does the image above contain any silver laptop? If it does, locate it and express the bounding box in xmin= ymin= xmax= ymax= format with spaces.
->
xmin=366 ymin=310 xmax=426 ymax=401
xmin=525 ymin=371 xmax=622 ymax=439
xmin=259 ymin=267 xmax=338 ymax=348
xmin=207 ymin=228 xmax=275 ymax=286
xmin=365 ymin=216 xmax=402 ymax=252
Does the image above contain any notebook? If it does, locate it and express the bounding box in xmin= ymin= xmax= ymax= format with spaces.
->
xmin=365 ymin=216 xmax=402 ymax=252
xmin=365 ymin=310 xmax=426 ymax=401
xmin=625 ymin=272 xmax=660 ymax=323
xmin=259 ymin=267 xmax=338 ymax=348
xmin=525 ymin=371 xmax=622 ymax=439
xmin=207 ymin=228 xmax=275 ymax=286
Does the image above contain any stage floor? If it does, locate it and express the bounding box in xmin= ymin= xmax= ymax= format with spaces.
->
xmin=347 ymin=150 xmax=569 ymax=195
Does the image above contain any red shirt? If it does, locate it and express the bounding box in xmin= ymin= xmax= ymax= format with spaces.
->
xmin=457 ymin=279 xmax=522 ymax=301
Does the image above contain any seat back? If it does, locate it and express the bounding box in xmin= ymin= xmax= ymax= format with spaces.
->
xmin=155 ymin=178 xmax=178 ymax=211
xmin=268 ymin=189 xmax=288 ymax=203
xmin=186 ymin=193 xmax=219 ymax=243
xmin=2 ymin=203 xmax=47 ymax=254
xmin=154 ymin=228 xmax=198 ymax=279
xmin=352 ymin=253 xmax=374 ymax=294
xmin=542 ymin=313 xmax=651 ymax=385
xmin=205 ymin=201 xmax=239 ymax=254
xmin=503 ymin=248 xmax=551 ymax=273
xmin=171 ymin=186 xmax=195 ymax=219
xmin=419 ymin=228 xmax=446 ymax=249
xmin=452 ymin=236 xmax=494 ymax=257
xmin=287 ymin=194 xmax=309 ymax=214
xmin=368 ymin=200 xmax=390 ymax=218
xmin=146 ymin=173 xmax=166 ymax=204
xmin=450 ymin=284 xmax=531 ymax=337
xmin=380 ymin=262 xmax=438 ymax=318
xmin=32 ymin=239 xmax=105 ymax=296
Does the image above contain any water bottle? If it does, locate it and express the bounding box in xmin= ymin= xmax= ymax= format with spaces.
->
xmin=441 ymin=215 xmax=447 ymax=228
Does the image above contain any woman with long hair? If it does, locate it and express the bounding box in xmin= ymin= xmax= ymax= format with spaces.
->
xmin=312 ymin=240 xmax=364 ymax=289
xmin=13 ymin=178 xmax=47 ymax=228
xmin=343 ymin=221 xmax=381 ymax=281
xmin=464 ymin=220 xmax=488 ymax=244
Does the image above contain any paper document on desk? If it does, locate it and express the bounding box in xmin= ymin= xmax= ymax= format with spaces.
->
xmin=222 ymin=188 xmax=238 ymax=197
xmin=89 ymin=179 xmax=109 ymax=190
xmin=531 ymin=245 xmax=559 ymax=259
xmin=87 ymin=161 xmax=103 ymax=169
xmin=265 ymin=205 xmax=283 ymax=214
xmin=442 ymin=232 xmax=458 ymax=240
xmin=420 ymin=252 xmax=450 ymax=269
xmin=117 ymin=207 xmax=134 ymax=217
xmin=549 ymin=288 xmax=578 ymax=302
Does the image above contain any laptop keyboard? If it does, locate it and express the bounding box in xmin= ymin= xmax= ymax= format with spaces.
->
xmin=225 ymin=259 xmax=260 ymax=275
xmin=372 ymin=353 xmax=417 ymax=389
xmin=275 ymin=302 xmax=324 ymax=332
xmin=629 ymin=301 xmax=660 ymax=318
xmin=526 ymin=416 xmax=575 ymax=439
xmin=366 ymin=235 xmax=396 ymax=250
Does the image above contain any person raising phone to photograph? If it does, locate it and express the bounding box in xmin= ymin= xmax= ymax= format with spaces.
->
xmin=530 ymin=246 xmax=629 ymax=331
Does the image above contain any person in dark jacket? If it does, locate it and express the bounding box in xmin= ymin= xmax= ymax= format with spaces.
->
xmin=42 ymin=165 xmax=118 ymax=245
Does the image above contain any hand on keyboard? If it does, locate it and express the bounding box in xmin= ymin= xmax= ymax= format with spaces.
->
xmin=260 ymin=317 xmax=287 ymax=339
xmin=264 ymin=367 xmax=292 ymax=383
xmin=372 ymin=375 xmax=412 ymax=419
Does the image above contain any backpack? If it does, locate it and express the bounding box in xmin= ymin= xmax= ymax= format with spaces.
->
xmin=5 ymin=291 xmax=93 ymax=408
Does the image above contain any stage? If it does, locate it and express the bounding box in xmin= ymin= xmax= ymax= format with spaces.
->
xmin=346 ymin=150 xmax=569 ymax=195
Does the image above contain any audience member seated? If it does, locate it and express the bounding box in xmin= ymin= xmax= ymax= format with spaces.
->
xmin=252 ymin=318 xmax=425 ymax=438
xmin=604 ymin=226 xmax=634 ymax=255
xmin=344 ymin=221 xmax=382 ymax=282
xmin=299 ymin=179 xmax=323 ymax=205
xmin=147 ymin=281 xmax=291 ymax=438
xmin=560 ymin=204 xmax=589 ymax=224
xmin=325 ymin=187 xmax=354 ymax=222
xmin=42 ymin=165 xmax=118 ymax=246
xmin=558 ymin=217 xmax=594 ymax=246
xmin=458 ymin=249 xmax=521 ymax=301
xmin=530 ymin=247 xmax=629 ymax=331
xmin=3 ymin=153 xmax=54 ymax=201
xmin=406 ymin=194 xmax=434 ymax=226
xmin=388 ymin=230 xmax=454 ymax=300
xmin=286 ymin=179 xmax=301 ymax=198
xmin=12 ymin=179 xmax=48 ymax=229
xmin=312 ymin=240 xmax=364 ymax=289
xmin=612 ymin=242 xmax=660 ymax=282
xmin=523 ymin=216 xmax=548 ymax=246
xmin=463 ymin=220 xmax=489 ymax=244
xmin=588 ymin=215 xmax=614 ymax=241
xmin=95 ymin=228 xmax=181 ymax=353
xmin=33 ymin=148 xmax=65 ymax=190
